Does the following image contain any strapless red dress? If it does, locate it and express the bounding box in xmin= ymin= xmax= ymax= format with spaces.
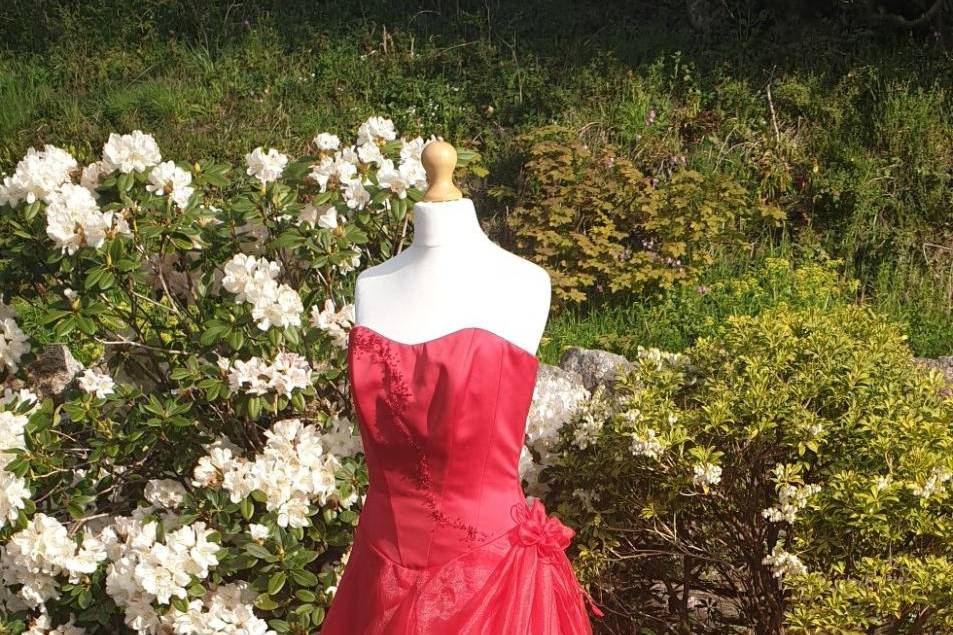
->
xmin=319 ymin=324 xmax=603 ymax=634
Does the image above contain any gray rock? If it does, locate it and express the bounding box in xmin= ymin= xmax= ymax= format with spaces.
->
xmin=27 ymin=344 xmax=84 ymax=398
xmin=558 ymin=346 xmax=635 ymax=392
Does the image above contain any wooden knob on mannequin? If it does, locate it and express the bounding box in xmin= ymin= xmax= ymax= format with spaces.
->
xmin=421 ymin=140 xmax=463 ymax=202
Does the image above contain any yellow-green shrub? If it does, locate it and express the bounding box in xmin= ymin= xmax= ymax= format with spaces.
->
xmin=547 ymin=302 xmax=953 ymax=633
xmin=505 ymin=125 xmax=784 ymax=306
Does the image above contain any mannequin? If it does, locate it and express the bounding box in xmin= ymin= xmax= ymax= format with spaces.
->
xmin=352 ymin=141 xmax=551 ymax=357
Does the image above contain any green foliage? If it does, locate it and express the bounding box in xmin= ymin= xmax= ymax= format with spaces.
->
xmin=547 ymin=295 xmax=953 ymax=632
xmin=505 ymin=125 xmax=784 ymax=307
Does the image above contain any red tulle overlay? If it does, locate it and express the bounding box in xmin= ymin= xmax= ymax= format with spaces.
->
xmin=320 ymin=498 xmax=603 ymax=634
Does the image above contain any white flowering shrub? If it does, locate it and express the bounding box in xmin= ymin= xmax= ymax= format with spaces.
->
xmin=0 ymin=120 xmax=483 ymax=634
xmin=542 ymin=300 xmax=953 ymax=633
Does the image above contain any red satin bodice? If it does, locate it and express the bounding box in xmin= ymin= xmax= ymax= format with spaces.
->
xmin=319 ymin=325 xmax=602 ymax=634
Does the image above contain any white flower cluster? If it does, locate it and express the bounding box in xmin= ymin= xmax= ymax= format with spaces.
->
xmin=143 ymin=479 xmax=187 ymax=509
xmin=191 ymin=419 xmax=362 ymax=529
xmin=223 ymin=352 xmax=312 ymax=398
xmin=762 ymin=537 xmax=807 ymax=581
xmin=911 ymin=465 xmax=953 ymax=500
xmin=630 ymin=427 xmax=666 ymax=460
xmin=310 ymin=299 xmax=356 ymax=348
xmin=0 ymin=410 xmax=30 ymax=527
xmin=0 ymin=513 xmax=108 ymax=610
xmin=0 ymin=135 xmax=162 ymax=254
xmin=307 ymin=117 xmax=431 ymax=214
xmin=0 ymin=145 xmax=76 ymax=206
xmin=220 ymin=254 xmax=304 ymax=331
xmin=571 ymin=388 xmax=611 ymax=451
xmin=244 ymin=147 xmax=288 ymax=186
xmin=46 ymin=183 xmax=131 ymax=255
xmin=24 ymin=613 xmax=85 ymax=635
xmin=77 ymin=368 xmax=115 ymax=399
xmin=166 ymin=581 xmax=275 ymax=635
xmin=519 ymin=372 xmax=590 ymax=497
xmin=102 ymin=130 xmax=163 ymax=174
xmin=146 ymin=161 xmax=194 ymax=210
xmin=762 ymin=466 xmax=821 ymax=524
xmin=0 ymin=301 xmax=30 ymax=373
xmin=102 ymin=513 xmax=220 ymax=629
xmin=692 ymin=462 xmax=722 ymax=489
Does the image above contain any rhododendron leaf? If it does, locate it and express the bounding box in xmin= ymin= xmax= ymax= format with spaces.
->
xmin=268 ymin=571 xmax=287 ymax=595
xmin=254 ymin=593 xmax=279 ymax=611
xmin=290 ymin=569 xmax=318 ymax=587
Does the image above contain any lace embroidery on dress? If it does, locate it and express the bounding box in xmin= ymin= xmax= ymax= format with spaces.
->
xmin=350 ymin=327 xmax=492 ymax=545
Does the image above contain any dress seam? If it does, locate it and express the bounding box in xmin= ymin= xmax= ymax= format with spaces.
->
xmin=424 ymin=328 xmax=477 ymax=568
xmin=474 ymin=345 xmax=505 ymax=545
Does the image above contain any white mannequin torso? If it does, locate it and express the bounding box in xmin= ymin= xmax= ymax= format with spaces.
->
xmin=352 ymin=198 xmax=551 ymax=357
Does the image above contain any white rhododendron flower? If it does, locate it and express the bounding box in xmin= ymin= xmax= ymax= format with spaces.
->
xmin=356 ymin=116 xmax=396 ymax=146
xmin=77 ymin=368 xmax=115 ymax=399
xmin=220 ymin=254 xmax=303 ymax=330
xmin=80 ymin=160 xmax=112 ymax=192
xmin=0 ymin=513 xmax=108 ymax=609
xmin=250 ymin=282 xmax=304 ymax=331
xmin=45 ymin=183 xmax=118 ymax=254
xmin=0 ymin=471 xmax=30 ymax=526
xmin=143 ymin=479 xmax=187 ymax=509
xmin=146 ymin=161 xmax=194 ymax=210
xmin=317 ymin=206 xmax=339 ymax=228
xmin=0 ymin=315 xmax=30 ymax=373
xmin=0 ymin=144 xmax=76 ymax=206
xmin=167 ymin=581 xmax=275 ymax=635
xmin=193 ymin=417 xmax=360 ymax=529
xmin=103 ymin=516 xmax=220 ymax=611
xmin=400 ymin=135 xmax=431 ymax=163
xmin=376 ymin=159 xmax=413 ymax=198
xmin=102 ymin=130 xmax=162 ymax=174
xmin=342 ymin=179 xmax=370 ymax=210
xmin=314 ymin=132 xmax=341 ymax=151
xmin=244 ymin=147 xmax=288 ymax=185
xmin=227 ymin=352 xmax=312 ymax=398
xmin=309 ymin=152 xmax=358 ymax=192
xmin=247 ymin=523 xmax=270 ymax=541
xmin=310 ymin=299 xmax=355 ymax=348
xmin=356 ymin=141 xmax=384 ymax=167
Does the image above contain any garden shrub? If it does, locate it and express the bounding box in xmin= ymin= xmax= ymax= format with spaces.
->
xmin=505 ymin=124 xmax=784 ymax=307
xmin=0 ymin=120 xmax=484 ymax=634
xmin=545 ymin=302 xmax=953 ymax=633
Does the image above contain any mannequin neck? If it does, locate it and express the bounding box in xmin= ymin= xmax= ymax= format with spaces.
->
xmin=410 ymin=198 xmax=488 ymax=248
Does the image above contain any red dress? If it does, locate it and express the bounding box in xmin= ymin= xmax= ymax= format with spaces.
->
xmin=320 ymin=324 xmax=603 ymax=634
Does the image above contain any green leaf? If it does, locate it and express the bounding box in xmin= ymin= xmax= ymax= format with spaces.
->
xmin=267 ymin=571 xmax=287 ymax=595
xmin=290 ymin=569 xmax=318 ymax=587
xmin=254 ymin=593 xmax=279 ymax=611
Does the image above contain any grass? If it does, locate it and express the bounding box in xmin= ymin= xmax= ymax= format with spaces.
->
xmin=1 ymin=0 xmax=951 ymax=355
